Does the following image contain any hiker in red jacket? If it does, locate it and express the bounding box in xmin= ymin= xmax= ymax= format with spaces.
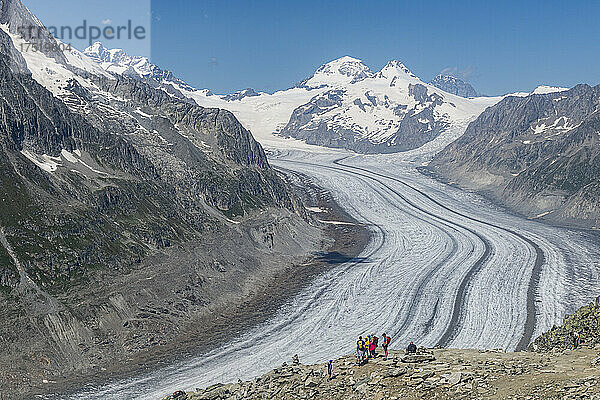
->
xmin=369 ymin=340 xmax=375 ymax=358
xmin=381 ymin=333 xmax=391 ymax=360
xmin=371 ymin=334 xmax=379 ymax=358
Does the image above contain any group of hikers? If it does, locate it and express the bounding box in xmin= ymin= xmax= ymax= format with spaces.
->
xmin=355 ymin=334 xmax=419 ymax=365
xmin=355 ymin=333 xmax=393 ymax=364
xmin=344 ymin=329 xmax=583 ymax=376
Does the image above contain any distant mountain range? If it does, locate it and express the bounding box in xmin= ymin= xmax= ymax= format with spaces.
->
xmin=84 ymin=44 xmax=502 ymax=153
xmin=82 ymin=43 xmax=597 ymax=226
xmin=83 ymin=45 xmax=600 ymax=228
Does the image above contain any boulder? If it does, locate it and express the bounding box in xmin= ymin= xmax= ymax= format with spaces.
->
xmin=355 ymin=383 xmax=368 ymax=394
xmin=304 ymin=377 xmax=319 ymax=388
xmin=440 ymin=372 xmax=462 ymax=386
xmin=384 ymin=368 xmax=406 ymax=378
xmin=411 ymin=371 xmax=434 ymax=380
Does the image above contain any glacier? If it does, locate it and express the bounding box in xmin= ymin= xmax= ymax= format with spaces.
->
xmin=64 ymin=125 xmax=600 ymax=400
xmin=7 ymin=29 xmax=593 ymax=400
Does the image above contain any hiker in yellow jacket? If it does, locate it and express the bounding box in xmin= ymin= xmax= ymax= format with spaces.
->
xmin=356 ymin=336 xmax=366 ymax=364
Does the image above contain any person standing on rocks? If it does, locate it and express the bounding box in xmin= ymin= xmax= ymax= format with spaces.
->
xmin=364 ymin=336 xmax=371 ymax=360
xmin=369 ymin=334 xmax=378 ymax=358
xmin=356 ymin=336 xmax=366 ymax=365
xmin=572 ymin=331 xmax=580 ymax=350
xmin=327 ymin=360 xmax=333 ymax=380
xmin=382 ymin=333 xmax=391 ymax=360
xmin=407 ymin=341 xmax=417 ymax=354
xmin=370 ymin=334 xmax=378 ymax=358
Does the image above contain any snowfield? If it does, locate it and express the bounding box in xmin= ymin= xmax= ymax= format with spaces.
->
xmin=66 ymin=124 xmax=600 ymax=400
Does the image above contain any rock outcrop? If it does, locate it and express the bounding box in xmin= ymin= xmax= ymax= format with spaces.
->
xmin=163 ymin=297 xmax=600 ymax=400
xmin=530 ymin=296 xmax=600 ymax=352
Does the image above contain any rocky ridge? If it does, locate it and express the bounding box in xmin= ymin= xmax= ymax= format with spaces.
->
xmin=161 ymin=297 xmax=600 ymax=400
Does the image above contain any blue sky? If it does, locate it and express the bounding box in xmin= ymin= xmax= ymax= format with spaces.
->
xmin=25 ymin=0 xmax=151 ymax=57
xmin=26 ymin=0 xmax=599 ymax=95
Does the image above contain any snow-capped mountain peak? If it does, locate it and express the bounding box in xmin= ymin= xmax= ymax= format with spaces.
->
xmin=83 ymin=42 xmax=195 ymax=92
xmin=84 ymin=42 xmax=133 ymax=65
xmin=375 ymin=59 xmax=419 ymax=82
xmin=75 ymin=42 xmax=503 ymax=154
xmin=298 ymin=55 xmax=374 ymax=88
xmin=315 ymin=55 xmax=369 ymax=74
xmin=83 ymin=41 xmax=105 ymax=58
xmin=84 ymin=41 xmax=149 ymax=75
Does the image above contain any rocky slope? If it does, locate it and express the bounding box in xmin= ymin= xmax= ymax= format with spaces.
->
xmin=0 ymin=1 xmax=336 ymax=397
xmin=531 ymin=295 xmax=600 ymax=352
xmin=160 ymin=296 xmax=600 ymax=400
xmin=427 ymin=84 xmax=600 ymax=228
xmin=162 ymin=347 xmax=600 ymax=400
xmin=428 ymin=74 xmax=480 ymax=98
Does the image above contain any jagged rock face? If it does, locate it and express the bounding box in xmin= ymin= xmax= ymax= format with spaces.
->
xmin=0 ymin=29 xmax=148 ymax=289
xmin=428 ymin=75 xmax=480 ymax=98
xmin=0 ymin=0 xmax=67 ymax=64
xmin=428 ymin=84 xmax=600 ymax=227
xmin=0 ymin=24 xmax=298 ymax=290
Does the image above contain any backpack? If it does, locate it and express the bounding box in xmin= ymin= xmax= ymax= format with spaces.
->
xmin=357 ymin=340 xmax=364 ymax=349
